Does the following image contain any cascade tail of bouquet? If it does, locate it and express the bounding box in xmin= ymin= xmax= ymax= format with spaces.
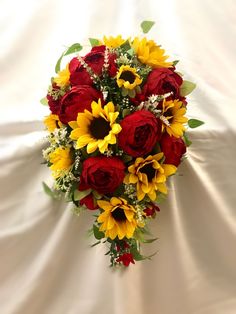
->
xmin=41 ymin=21 xmax=204 ymax=267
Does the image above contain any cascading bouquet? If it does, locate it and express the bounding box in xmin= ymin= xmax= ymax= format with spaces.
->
xmin=41 ymin=21 xmax=203 ymax=267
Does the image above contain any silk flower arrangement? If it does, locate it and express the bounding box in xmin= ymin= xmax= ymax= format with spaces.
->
xmin=41 ymin=21 xmax=203 ymax=267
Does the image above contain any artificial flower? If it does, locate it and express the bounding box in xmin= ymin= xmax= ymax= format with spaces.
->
xmin=79 ymin=156 xmax=125 ymax=194
xmin=54 ymin=64 xmax=70 ymax=87
xmin=160 ymin=99 xmax=188 ymax=137
xmin=97 ymin=197 xmax=137 ymax=240
xmin=118 ymin=110 xmax=161 ymax=157
xmin=116 ymin=65 xmax=142 ymax=90
xmin=59 ymin=86 xmax=103 ymax=124
xmin=132 ymin=37 xmax=173 ymax=68
xmin=116 ymin=253 xmax=135 ymax=266
xmin=124 ymin=153 xmax=177 ymax=201
xmin=160 ymin=133 xmax=186 ymax=166
xmin=69 ymin=99 xmax=122 ymax=154
xmin=103 ymin=35 xmax=126 ymax=48
xmin=44 ymin=114 xmax=62 ymax=132
xmin=49 ymin=147 xmax=72 ymax=177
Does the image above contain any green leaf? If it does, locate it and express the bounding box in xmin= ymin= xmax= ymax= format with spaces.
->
xmin=188 ymin=119 xmax=204 ymax=128
xmin=40 ymin=97 xmax=48 ymax=106
xmin=89 ymin=38 xmax=100 ymax=47
xmin=128 ymin=89 xmax=136 ymax=98
xmin=73 ymin=189 xmax=91 ymax=201
xmin=183 ymin=132 xmax=192 ymax=146
xmin=155 ymin=192 xmax=166 ymax=204
xmin=122 ymin=154 xmax=133 ymax=163
xmin=141 ymin=20 xmax=155 ymax=34
xmin=130 ymin=247 xmax=146 ymax=261
xmin=91 ymin=240 xmax=101 ymax=247
xmin=42 ymin=182 xmax=61 ymax=200
xmin=127 ymin=48 xmax=134 ymax=56
xmin=92 ymin=190 xmax=102 ymax=200
xmin=142 ymin=237 xmax=158 ymax=244
xmin=121 ymin=88 xmax=129 ymax=97
xmin=173 ymin=60 xmax=179 ymax=66
xmin=122 ymin=108 xmax=131 ymax=118
xmin=55 ymin=43 xmax=83 ymax=73
xmin=180 ymin=80 xmax=196 ymax=96
xmin=120 ymin=40 xmax=131 ymax=51
xmin=93 ymin=224 xmax=104 ymax=240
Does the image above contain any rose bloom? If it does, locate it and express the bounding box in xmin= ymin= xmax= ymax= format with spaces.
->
xmin=80 ymin=156 xmax=125 ymax=195
xmin=118 ymin=110 xmax=162 ymax=157
xmin=69 ymin=45 xmax=117 ymax=86
xmin=144 ymin=203 xmax=160 ymax=217
xmin=79 ymin=193 xmax=98 ymax=210
xmin=58 ymin=85 xmax=103 ymax=124
xmin=160 ymin=133 xmax=186 ymax=167
xmin=143 ymin=67 xmax=183 ymax=98
xmin=116 ymin=253 xmax=135 ymax=267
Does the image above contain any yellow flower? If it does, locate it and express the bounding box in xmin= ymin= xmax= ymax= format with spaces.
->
xmin=124 ymin=153 xmax=176 ymax=201
xmin=49 ymin=147 xmax=73 ymax=177
xmin=69 ymin=100 xmax=122 ymax=154
xmin=97 ymin=197 xmax=137 ymax=240
xmin=116 ymin=65 xmax=142 ymax=90
xmin=132 ymin=37 xmax=173 ymax=68
xmin=54 ymin=64 xmax=70 ymax=87
xmin=103 ymin=35 xmax=126 ymax=48
xmin=44 ymin=114 xmax=62 ymax=132
xmin=160 ymin=99 xmax=188 ymax=137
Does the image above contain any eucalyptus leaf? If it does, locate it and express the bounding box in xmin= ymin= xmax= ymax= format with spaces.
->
xmin=188 ymin=119 xmax=204 ymax=128
xmin=55 ymin=43 xmax=83 ymax=73
xmin=127 ymin=48 xmax=134 ymax=56
xmin=183 ymin=132 xmax=192 ymax=146
xmin=130 ymin=247 xmax=146 ymax=261
xmin=89 ymin=38 xmax=100 ymax=47
xmin=141 ymin=20 xmax=155 ymax=34
xmin=40 ymin=97 xmax=48 ymax=106
xmin=42 ymin=182 xmax=61 ymax=200
xmin=93 ymin=225 xmax=104 ymax=240
xmin=180 ymin=80 xmax=196 ymax=96
xmin=122 ymin=108 xmax=131 ymax=118
xmin=73 ymin=189 xmax=91 ymax=201
xmin=120 ymin=40 xmax=131 ymax=51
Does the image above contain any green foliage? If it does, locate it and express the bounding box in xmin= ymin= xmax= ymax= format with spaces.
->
xmin=40 ymin=97 xmax=48 ymax=106
xmin=55 ymin=43 xmax=83 ymax=73
xmin=183 ymin=132 xmax=192 ymax=146
xmin=188 ymin=119 xmax=204 ymax=128
xmin=42 ymin=182 xmax=61 ymax=200
xmin=180 ymin=80 xmax=196 ymax=96
xmin=89 ymin=38 xmax=100 ymax=47
xmin=141 ymin=20 xmax=155 ymax=34
xmin=93 ymin=224 xmax=104 ymax=240
xmin=73 ymin=189 xmax=91 ymax=201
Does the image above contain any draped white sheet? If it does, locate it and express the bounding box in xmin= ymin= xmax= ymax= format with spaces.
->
xmin=0 ymin=0 xmax=236 ymax=313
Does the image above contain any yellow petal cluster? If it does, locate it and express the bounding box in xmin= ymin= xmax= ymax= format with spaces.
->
xmin=54 ymin=64 xmax=70 ymax=87
xmin=49 ymin=147 xmax=72 ymax=177
xmin=69 ymin=99 xmax=121 ymax=154
xmin=124 ymin=153 xmax=177 ymax=201
xmin=132 ymin=37 xmax=173 ymax=68
xmin=97 ymin=197 xmax=137 ymax=240
xmin=116 ymin=65 xmax=142 ymax=90
xmin=44 ymin=114 xmax=62 ymax=132
xmin=160 ymin=99 xmax=188 ymax=137
xmin=103 ymin=35 xmax=126 ymax=48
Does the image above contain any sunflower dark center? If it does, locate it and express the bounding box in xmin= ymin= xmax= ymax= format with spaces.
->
xmin=111 ymin=207 xmax=127 ymax=222
xmin=141 ymin=163 xmax=156 ymax=181
xmin=89 ymin=117 xmax=111 ymax=139
xmin=119 ymin=71 xmax=136 ymax=83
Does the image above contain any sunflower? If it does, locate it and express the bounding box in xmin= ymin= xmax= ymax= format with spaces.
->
xmin=44 ymin=114 xmax=62 ymax=132
xmin=97 ymin=197 xmax=137 ymax=240
xmin=116 ymin=65 xmax=142 ymax=90
xmin=124 ymin=153 xmax=176 ymax=201
xmin=132 ymin=37 xmax=173 ymax=68
xmin=69 ymin=100 xmax=122 ymax=154
xmin=54 ymin=64 xmax=70 ymax=87
xmin=103 ymin=35 xmax=126 ymax=48
xmin=49 ymin=147 xmax=73 ymax=177
xmin=160 ymin=99 xmax=188 ymax=137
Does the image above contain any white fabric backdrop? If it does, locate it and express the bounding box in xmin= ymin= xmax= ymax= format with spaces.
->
xmin=0 ymin=0 xmax=236 ymax=313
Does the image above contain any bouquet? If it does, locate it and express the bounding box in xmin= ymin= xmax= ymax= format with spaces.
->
xmin=41 ymin=21 xmax=203 ymax=267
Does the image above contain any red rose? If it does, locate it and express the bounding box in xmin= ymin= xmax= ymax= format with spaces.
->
xmin=144 ymin=203 xmax=160 ymax=217
xmin=80 ymin=193 xmax=98 ymax=210
xmin=144 ymin=68 xmax=183 ymax=98
xmin=160 ymin=133 xmax=186 ymax=167
xmin=116 ymin=253 xmax=135 ymax=267
xmin=80 ymin=156 xmax=125 ymax=195
xmin=59 ymin=85 xmax=103 ymax=124
xmin=118 ymin=110 xmax=162 ymax=157
xmin=69 ymin=45 xmax=117 ymax=86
